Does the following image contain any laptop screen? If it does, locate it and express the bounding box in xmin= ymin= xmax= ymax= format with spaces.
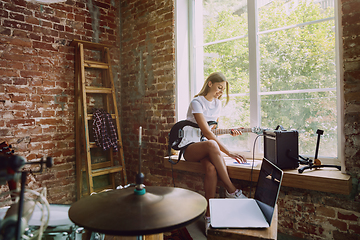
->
xmin=254 ymin=158 xmax=283 ymax=224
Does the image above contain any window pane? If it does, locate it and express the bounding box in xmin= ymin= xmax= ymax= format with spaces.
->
xmin=261 ymin=91 xmax=337 ymax=157
xmin=203 ymin=26 xmax=250 ymax=151
xmin=191 ymin=0 xmax=338 ymax=159
xmin=259 ymin=20 xmax=336 ymax=92
xmin=257 ymin=0 xmax=337 ymax=158
xmin=203 ymin=39 xmax=249 ymax=95
xmin=200 ymin=1 xmax=250 ymax=152
xmin=203 ymin=0 xmax=248 ymax=43
xmin=219 ymin=95 xmax=251 ymax=152
xmin=258 ymin=0 xmax=335 ymax=32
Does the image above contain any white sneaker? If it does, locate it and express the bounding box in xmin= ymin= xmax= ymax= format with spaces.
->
xmin=204 ymin=216 xmax=211 ymax=236
xmin=225 ymin=189 xmax=247 ymax=199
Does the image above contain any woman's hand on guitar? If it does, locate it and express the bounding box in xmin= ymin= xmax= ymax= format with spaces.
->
xmin=230 ymin=128 xmax=243 ymax=137
xmin=227 ymin=152 xmax=247 ymax=164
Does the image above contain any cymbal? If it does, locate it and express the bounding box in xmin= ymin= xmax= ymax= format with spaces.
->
xmin=68 ymin=186 xmax=207 ymax=236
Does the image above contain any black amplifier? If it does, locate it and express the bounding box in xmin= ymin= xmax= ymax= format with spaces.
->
xmin=263 ymin=127 xmax=299 ymax=170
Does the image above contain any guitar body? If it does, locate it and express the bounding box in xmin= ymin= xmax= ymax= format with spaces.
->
xmin=169 ymin=120 xmax=218 ymax=150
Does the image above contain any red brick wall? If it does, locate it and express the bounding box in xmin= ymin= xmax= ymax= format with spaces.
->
xmin=119 ymin=0 xmax=176 ymax=186
xmin=343 ymin=0 xmax=360 ymax=177
xmin=0 ymin=0 xmax=359 ymax=239
xmin=0 ymin=0 xmax=121 ymax=203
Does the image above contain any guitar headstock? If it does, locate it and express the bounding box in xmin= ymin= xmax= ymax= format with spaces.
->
xmin=251 ymin=127 xmax=266 ymax=135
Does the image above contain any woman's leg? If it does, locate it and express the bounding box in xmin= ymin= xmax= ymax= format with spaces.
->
xmin=200 ymin=158 xmax=217 ymax=217
xmin=184 ymin=140 xmax=237 ymax=194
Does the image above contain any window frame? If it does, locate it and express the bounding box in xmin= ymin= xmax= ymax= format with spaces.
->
xmin=175 ymin=0 xmax=344 ymax=171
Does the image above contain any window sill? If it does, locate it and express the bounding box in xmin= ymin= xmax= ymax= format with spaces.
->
xmin=164 ymin=156 xmax=351 ymax=195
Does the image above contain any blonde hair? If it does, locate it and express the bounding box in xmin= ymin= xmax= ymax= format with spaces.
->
xmin=195 ymin=72 xmax=229 ymax=105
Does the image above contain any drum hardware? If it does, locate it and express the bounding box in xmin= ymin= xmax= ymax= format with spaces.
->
xmin=134 ymin=126 xmax=145 ymax=196
xmin=0 ymin=199 xmax=36 ymax=239
xmin=79 ymin=127 xmax=145 ymax=240
xmin=0 ymin=150 xmax=53 ymax=240
xmin=88 ymin=231 xmax=104 ymax=240
xmin=116 ymin=183 xmax=135 ymax=190
xmin=0 ymin=188 xmax=50 ymax=240
xmin=24 ymin=204 xmax=85 ymax=240
xmin=25 ymin=224 xmax=85 ymax=240
xmin=68 ymin=126 xmax=207 ymax=238
xmin=68 ymin=186 xmax=207 ymax=237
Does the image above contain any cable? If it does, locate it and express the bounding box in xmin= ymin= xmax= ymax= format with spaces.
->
xmin=0 ymin=188 xmax=50 ymax=240
xmin=249 ymin=134 xmax=263 ymax=198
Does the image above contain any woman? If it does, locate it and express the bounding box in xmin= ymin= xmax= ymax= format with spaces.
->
xmin=183 ymin=72 xmax=247 ymax=235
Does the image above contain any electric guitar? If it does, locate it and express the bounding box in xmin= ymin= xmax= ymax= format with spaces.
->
xmin=168 ymin=120 xmax=264 ymax=151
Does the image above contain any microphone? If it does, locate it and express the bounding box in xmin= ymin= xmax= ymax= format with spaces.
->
xmin=0 ymin=200 xmax=36 ymax=240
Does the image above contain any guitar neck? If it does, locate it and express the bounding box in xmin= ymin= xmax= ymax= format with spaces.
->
xmin=212 ymin=128 xmax=252 ymax=135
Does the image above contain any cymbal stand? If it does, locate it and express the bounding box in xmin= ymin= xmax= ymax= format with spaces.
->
xmin=135 ymin=126 xmax=146 ymax=196
xmin=298 ymin=129 xmax=340 ymax=173
xmin=134 ymin=127 xmax=145 ymax=240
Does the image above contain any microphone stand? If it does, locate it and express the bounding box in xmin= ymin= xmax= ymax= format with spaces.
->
xmin=15 ymin=171 xmax=26 ymax=240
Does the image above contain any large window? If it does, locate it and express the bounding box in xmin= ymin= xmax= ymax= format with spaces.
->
xmin=176 ymin=0 xmax=342 ymax=163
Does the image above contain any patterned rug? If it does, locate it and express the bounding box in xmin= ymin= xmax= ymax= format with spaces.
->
xmin=164 ymin=227 xmax=193 ymax=240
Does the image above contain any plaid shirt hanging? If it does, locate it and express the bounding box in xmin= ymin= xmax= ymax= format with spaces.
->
xmin=92 ymin=108 xmax=118 ymax=152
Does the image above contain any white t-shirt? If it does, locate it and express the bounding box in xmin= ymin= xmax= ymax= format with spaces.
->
xmin=186 ymin=96 xmax=222 ymax=124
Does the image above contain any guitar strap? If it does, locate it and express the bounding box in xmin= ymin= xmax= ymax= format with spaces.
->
xmin=168 ymin=143 xmax=192 ymax=165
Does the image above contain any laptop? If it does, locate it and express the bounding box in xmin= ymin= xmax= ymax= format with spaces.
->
xmin=210 ymin=158 xmax=283 ymax=228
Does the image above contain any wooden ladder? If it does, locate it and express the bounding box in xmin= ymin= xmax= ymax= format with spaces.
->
xmin=71 ymin=39 xmax=127 ymax=199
